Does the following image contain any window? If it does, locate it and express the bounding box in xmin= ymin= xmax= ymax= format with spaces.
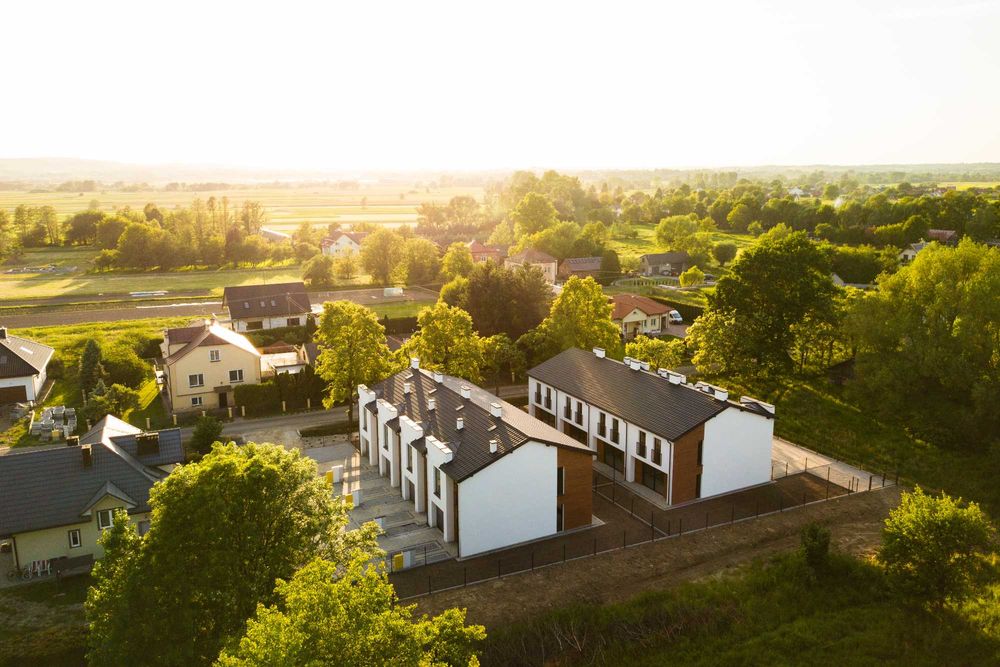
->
xmin=642 ymin=464 xmax=667 ymax=495
xmin=229 ymin=369 xmax=244 ymax=383
xmin=138 ymin=520 xmax=151 ymax=535
xmin=191 ymin=396 xmax=203 ymax=407
xmin=697 ymin=440 xmax=704 ymax=466
xmin=243 ymin=302 xmax=250 ymax=309
xmin=652 ymin=438 xmax=662 ymax=465
xmin=246 ymin=321 xmax=264 ymax=331
xmin=695 ymin=473 xmax=702 ymax=498
xmin=188 ymin=373 xmax=204 ymax=388
xmin=574 ymin=401 xmax=583 ymax=425
xmin=68 ymin=529 xmax=81 ymax=548
xmin=611 ymin=418 xmax=620 ymax=443
xmin=557 ymin=466 xmax=565 ymax=496
xmin=544 ymin=387 xmax=552 ymax=409
xmin=556 ymin=504 xmax=564 ymax=531
xmin=97 ymin=508 xmax=121 ymax=531
xmin=406 ymin=445 xmax=413 ymax=472
xmin=383 ymin=427 xmax=390 ymax=451
xmin=433 ymin=467 xmax=441 ymax=498
xmin=286 ymin=317 xmax=300 ymax=327
xmin=564 ymin=396 xmax=571 ymax=419
xmin=209 ymin=349 xmax=220 ymax=362
xmin=637 ymin=432 xmax=647 ymax=458
xmin=598 ymin=412 xmax=606 ymax=437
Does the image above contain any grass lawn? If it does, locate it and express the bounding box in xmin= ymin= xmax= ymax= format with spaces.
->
xmin=0 ymin=574 xmax=89 ymax=666
xmin=369 ymin=299 xmax=436 ymax=319
xmin=481 ymin=551 xmax=1000 ymax=666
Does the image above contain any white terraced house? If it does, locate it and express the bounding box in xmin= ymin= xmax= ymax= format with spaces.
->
xmin=358 ymin=360 xmax=594 ymax=558
xmin=528 ymin=347 xmax=775 ymax=504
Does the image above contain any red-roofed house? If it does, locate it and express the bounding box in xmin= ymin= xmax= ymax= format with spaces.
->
xmin=321 ymin=231 xmax=369 ymax=257
xmin=611 ymin=294 xmax=673 ymax=340
xmin=506 ymin=248 xmax=559 ymax=283
xmin=466 ymin=240 xmax=505 ymax=264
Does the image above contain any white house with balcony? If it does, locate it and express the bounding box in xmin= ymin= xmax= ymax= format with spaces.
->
xmin=358 ymin=360 xmax=594 ymax=558
xmin=527 ymin=347 xmax=775 ymax=505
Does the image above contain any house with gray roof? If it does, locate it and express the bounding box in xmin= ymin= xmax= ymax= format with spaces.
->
xmin=222 ymin=282 xmax=312 ymax=332
xmin=0 ymin=415 xmax=184 ymax=572
xmin=638 ymin=251 xmax=692 ymax=276
xmin=358 ymin=359 xmax=593 ymax=557
xmin=528 ymin=347 xmax=774 ymax=504
xmin=0 ymin=327 xmax=54 ymax=405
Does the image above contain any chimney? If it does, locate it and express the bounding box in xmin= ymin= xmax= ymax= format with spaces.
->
xmin=456 ymin=416 xmax=464 ymax=430
xmin=81 ymin=444 xmax=93 ymax=467
xmin=622 ymin=356 xmax=632 ymax=366
xmin=460 ymin=385 xmax=471 ymax=400
xmin=433 ymin=371 xmax=444 ymax=383
xmin=489 ymin=438 xmax=499 ymax=454
xmin=0 ymin=327 xmax=6 ymax=340
xmin=410 ymin=357 xmax=420 ymax=370
xmin=640 ymin=361 xmax=650 ymax=371
xmin=490 ymin=402 xmax=502 ymax=418
xmin=713 ymin=388 xmax=729 ymax=401
xmin=403 ymin=381 xmax=412 ymax=395
xmin=427 ymin=397 xmax=436 ymax=411
xmin=666 ymin=370 xmax=686 ymax=385
xmin=630 ymin=360 xmax=641 ymax=371
xmin=593 ymin=347 xmax=605 ymax=358
xmin=66 ymin=435 xmax=79 ymax=447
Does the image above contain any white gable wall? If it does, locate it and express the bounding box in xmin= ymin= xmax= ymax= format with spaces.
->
xmin=700 ymin=408 xmax=773 ymax=498
xmin=457 ymin=440 xmax=556 ymax=557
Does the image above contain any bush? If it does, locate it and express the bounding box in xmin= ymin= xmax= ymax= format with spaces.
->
xmin=103 ymin=346 xmax=149 ymax=389
xmin=46 ymin=355 xmax=65 ymax=380
xmin=382 ymin=315 xmax=418 ymax=335
xmin=234 ymin=367 xmax=327 ymax=415
xmin=801 ymin=523 xmax=831 ymax=574
xmin=190 ymin=415 xmax=224 ymax=457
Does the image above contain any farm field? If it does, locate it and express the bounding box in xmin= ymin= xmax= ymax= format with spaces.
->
xmin=0 ymin=184 xmax=484 ymax=231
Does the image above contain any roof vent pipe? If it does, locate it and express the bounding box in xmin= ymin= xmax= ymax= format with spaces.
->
xmin=427 ymin=397 xmax=436 ymax=411
xmin=410 ymin=357 xmax=420 ymax=369
xmin=490 ymin=402 xmax=502 ymax=418
xmin=489 ymin=438 xmax=499 ymax=454
xmin=456 ymin=416 xmax=464 ymax=430
xmin=433 ymin=371 xmax=443 ymax=383
xmin=622 ymin=356 xmax=632 ymax=366
xmin=668 ymin=374 xmax=682 ymax=385
xmin=630 ymin=360 xmax=641 ymax=371
xmin=403 ymin=382 xmax=412 ymax=394
xmin=640 ymin=361 xmax=650 ymax=371
xmin=714 ymin=388 xmax=729 ymax=401
xmin=460 ymin=385 xmax=471 ymax=400
xmin=593 ymin=347 xmax=606 ymax=358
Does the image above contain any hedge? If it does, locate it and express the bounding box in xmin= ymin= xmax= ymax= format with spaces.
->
xmin=382 ymin=315 xmax=418 ymax=335
xmin=234 ymin=367 xmax=327 ymax=414
xmin=646 ymin=295 xmax=704 ymax=322
xmin=299 ymin=421 xmax=357 ymax=437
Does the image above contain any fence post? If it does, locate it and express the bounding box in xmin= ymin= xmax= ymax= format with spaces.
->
xmin=868 ymin=475 xmax=872 ymax=492
xmin=145 ymin=417 xmax=151 ymax=430
xmin=785 ymin=461 xmax=789 ymax=476
xmin=623 ymin=530 xmax=626 ymax=548
xmin=241 ymin=405 xmax=246 ymax=417
xmin=171 ymin=414 xmax=177 ymax=426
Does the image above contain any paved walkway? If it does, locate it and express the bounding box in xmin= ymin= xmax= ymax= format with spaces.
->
xmin=770 ymin=437 xmax=893 ymax=492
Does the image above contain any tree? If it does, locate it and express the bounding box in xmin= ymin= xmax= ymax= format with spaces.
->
xmin=217 ymin=557 xmax=485 ymax=666
xmin=679 ymin=265 xmax=705 ymax=287
xmin=399 ymin=237 xmax=441 ymax=284
xmin=84 ymin=383 xmax=140 ymax=423
xmin=527 ymin=276 xmax=622 ymax=363
xmin=302 ymin=254 xmax=336 ymax=288
xmin=726 ymin=202 xmax=755 ymax=232
xmin=879 ymin=487 xmax=993 ymax=607
xmin=440 ymin=242 xmax=474 ymax=281
xmin=102 ymin=345 xmax=148 ymax=388
xmin=85 ymin=443 xmax=380 ymax=667
xmin=511 ymin=192 xmax=558 ymax=237
xmin=315 ymin=301 xmax=395 ymax=423
xmin=712 ymin=241 xmax=738 ymax=266
xmin=64 ymin=210 xmax=104 ymax=245
xmin=189 ymin=415 xmax=224 ymax=457
xmin=79 ymin=339 xmax=106 ymax=394
xmin=115 ymin=223 xmax=162 ymax=269
xmin=334 ymin=251 xmax=358 ymax=280
xmin=800 ymin=523 xmax=831 ymax=575
xmin=359 ymin=228 xmax=405 ymax=285
xmin=405 ymin=302 xmax=483 ymax=382
xmin=624 ymin=335 xmax=685 ymax=371
xmin=687 ymin=231 xmax=837 ymax=378
xmin=747 ymin=221 xmax=763 ymax=237
xmin=655 ymin=214 xmax=700 ymax=247
xmin=439 ymin=276 xmax=469 ymax=310
xmin=460 ymin=262 xmax=551 ymax=339
xmin=481 ymin=333 xmax=525 ymax=393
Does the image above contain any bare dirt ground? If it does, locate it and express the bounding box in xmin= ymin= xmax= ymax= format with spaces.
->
xmin=412 ymin=486 xmax=901 ymax=629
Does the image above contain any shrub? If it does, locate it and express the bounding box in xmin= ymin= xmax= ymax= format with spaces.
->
xmin=103 ymin=346 xmax=149 ymax=389
xmin=801 ymin=523 xmax=831 ymax=574
xmin=190 ymin=416 xmax=224 ymax=457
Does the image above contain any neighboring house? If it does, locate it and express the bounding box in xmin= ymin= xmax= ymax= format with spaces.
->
xmin=505 ymin=248 xmax=559 ymax=284
xmin=160 ymin=319 xmax=262 ymax=412
xmin=558 ymin=256 xmax=602 ymax=280
xmin=927 ymin=229 xmax=959 ymax=246
xmin=788 ymin=187 xmax=807 ymax=198
xmin=260 ymin=342 xmax=307 ymax=376
xmin=259 ymin=228 xmax=292 ymax=243
xmin=466 ymin=240 xmax=505 ymax=264
xmin=638 ymin=252 xmax=692 ymax=276
xmin=611 ymin=294 xmax=671 ymax=340
xmin=898 ymin=240 xmax=928 ymax=263
xmin=528 ymin=347 xmax=774 ymax=504
xmin=0 ymin=328 xmax=54 ymax=405
xmin=0 ymin=415 xmax=184 ymax=570
xmin=831 ymin=273 xmax=845 ymax=287
xmin=222 ymin=282 xmax=312 ymax=332
xmin=321 ymin=231 xmax=369 ymax=257
xmin=358 ymin=360 xmax=593 ymax=558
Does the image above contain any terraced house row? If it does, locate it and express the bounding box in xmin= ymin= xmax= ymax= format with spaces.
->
xmin=528 ymin=347 xmax=775 ymax=505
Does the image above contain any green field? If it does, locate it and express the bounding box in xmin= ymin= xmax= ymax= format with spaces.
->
xmin=0 ymin=184 xmax=483 ymax=231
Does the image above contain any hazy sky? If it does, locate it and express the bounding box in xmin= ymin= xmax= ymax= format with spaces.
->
xmin=3 ymin=0 xmax=999 ymax=171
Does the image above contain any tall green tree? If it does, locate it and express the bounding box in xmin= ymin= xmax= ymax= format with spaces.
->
xmin=687 ymin=231 xmax=837 ymax=377
xmin=217 ymin=557 xmax=485 ymax=666
xmin=399 ymin=237 xmax=441 ymax=284
xmin=302 ymin=254 xmax=336 ymax=288
xmin=511 ymin=192 xmax=558 ymax=237
xmin=481 ymin=333 xmax=525 ymax=393
xmin=405 ymin=302 xmax=484 ymax=382
xmin=712 ymin=241 xmax=738 ymax=266
xmin=315 ymin=301 xmax=395 ymax=423
xmin=525 ymin=276 xmax=621 ymax=363
xmin=85 ymin=443 xmax=380 ymax=667
xmin=359 ymin=228 xmax=405 ymax=285
xmin=625 ymin=335 xmax=685 ymax=371
xmin=440 ymin=241 xmax=474 ymax=281
xmin=79 ymin=338 xmax=106 ymax=395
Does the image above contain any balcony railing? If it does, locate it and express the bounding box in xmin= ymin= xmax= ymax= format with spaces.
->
xmin=610 ymin=428 xmax=620 ymax=443
xmin=574 ymin=410 xmax=583 ymax=425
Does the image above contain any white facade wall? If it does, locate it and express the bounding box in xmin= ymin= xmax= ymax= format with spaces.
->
xmin=457 ymin=441 xmax=557 ymax=557
xmin=231 ymin=314 xmax=308 ymax=332
xmin=375 ymin=400 xmax=400 ymax=486
xmin=425 ymin=436 xmax=456 ymax=543
xmin=700 ymin=407 xmax=773 ymax=498
xmin=399 ymin=416 xmax=426 ymax=510
xmin=322 ymin=238 xmax=361 ymax=257
xmin=358 ymin=384 xmax=377 ymax=462
xmin=0 ymin=375 xmax=40 ymax=402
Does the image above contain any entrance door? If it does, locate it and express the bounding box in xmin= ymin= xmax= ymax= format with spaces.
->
xmin=433 ymin=506 xmax=445 ymax=534
xmin=219 ymin=392 xmax=229 ymax=408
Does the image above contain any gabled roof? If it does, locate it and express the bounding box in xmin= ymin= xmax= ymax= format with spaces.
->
xmin=639 ymin=251 xmax=692 ymax=265
xmin=466 ymin=240 xmax=503 ymax=255
xmin=164 ymin=322 xmax=260 ymax=365
xmin=611 ymin=294 xmax=670 ymax=320
xmin=560 ymin=256 xmax=602 ymax=272
xmin=371 ymin=368 xmax=587 ymax=482
xmin=0 ymin=417 xmax=182 ymax=537
xmin=508 ymin=248 xmax=557 ymax=264
xmin=321 ymin=231 xmax=368 ymax=247
xmin=222 ymin=282 xmax=312 ymax=319
xmin=927 ymin=229 xmax=958 ymax=242
xmin=529 ymin=348 xmax=743 ymax=442
xmin=0 ymin=330 xmax=54 ymax=379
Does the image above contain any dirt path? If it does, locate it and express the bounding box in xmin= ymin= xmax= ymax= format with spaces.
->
xmin=413 ymin=487 xmax=900 ymax=628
